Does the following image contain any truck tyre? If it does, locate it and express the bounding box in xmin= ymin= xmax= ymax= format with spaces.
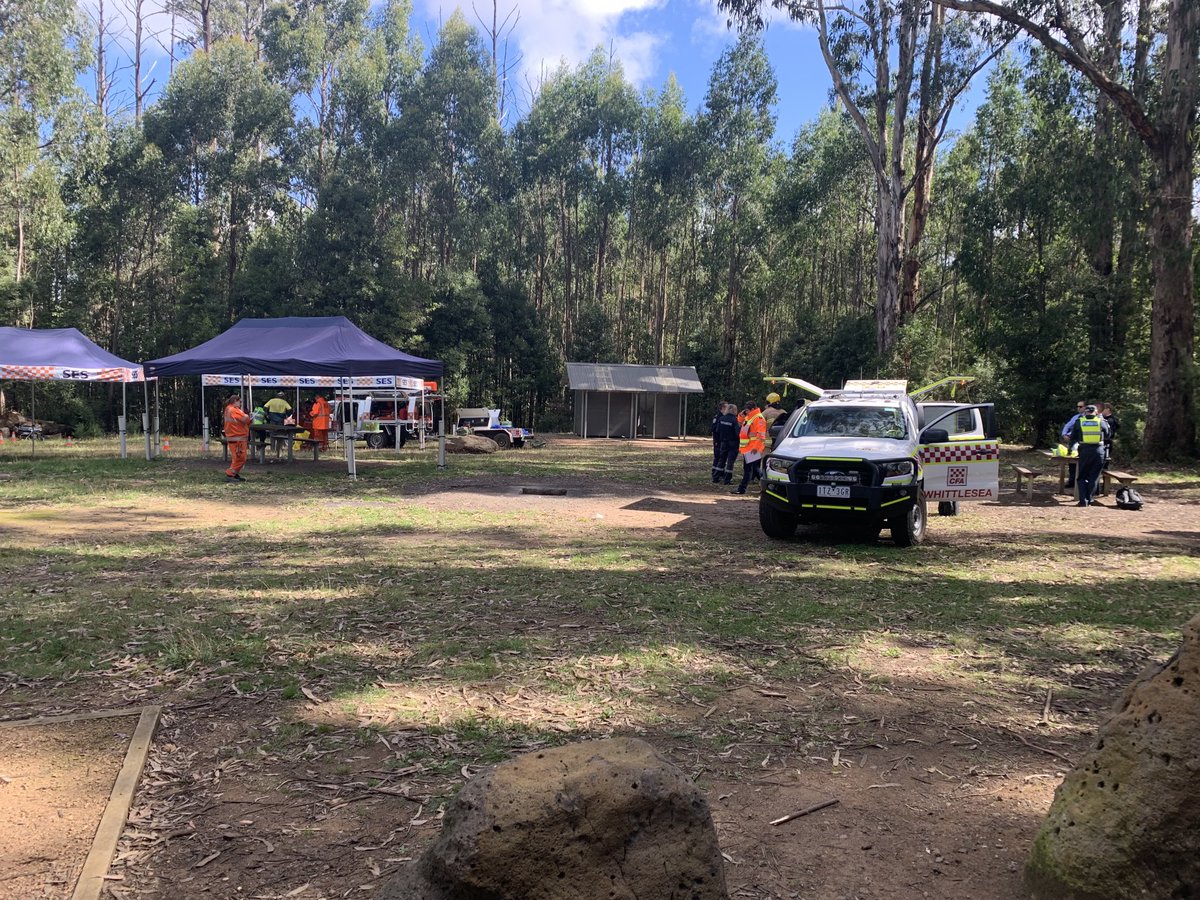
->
xmin=366 ymin=430 xmax=387 ymax=449
xmin=938 ymin=501 xmax=958 ymax=517
xmin=759 ymin=500 xmax=798 ymax=539
xmin=890 ymin=493 xmax=927 ymax=547
xmin=491 ymin=430 xmax=512 ymax=449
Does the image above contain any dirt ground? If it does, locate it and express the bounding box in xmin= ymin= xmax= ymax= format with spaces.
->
xmin=0 ymin=718 xmax=132 ymax=899
xmin=0 ymin=441 xmax=1197 ymax=899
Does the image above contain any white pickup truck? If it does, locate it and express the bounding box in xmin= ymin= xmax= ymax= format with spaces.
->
xmin=759 ymin=377 xmax=999 ymax=546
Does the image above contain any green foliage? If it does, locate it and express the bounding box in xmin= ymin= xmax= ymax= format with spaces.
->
xmin=4 ymin=9 xmax=1178 ymax=449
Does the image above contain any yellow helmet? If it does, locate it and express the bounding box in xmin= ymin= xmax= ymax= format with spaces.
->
xmin=766 ymin=392 xmax=781 ymax=403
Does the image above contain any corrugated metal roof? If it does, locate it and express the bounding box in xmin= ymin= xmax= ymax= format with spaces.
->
xmin=567 ymin=363 xmax=704 ymax=394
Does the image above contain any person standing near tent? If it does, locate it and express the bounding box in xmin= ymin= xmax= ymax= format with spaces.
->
xmin=223 ymin=394 xmax=252 ymax=481
xmin=264 ymin=392 xmax=292 ymax=425
xmin=310 ymin=393 xmax=331 ymax=450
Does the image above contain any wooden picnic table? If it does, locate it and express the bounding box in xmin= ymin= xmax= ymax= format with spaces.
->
xmin=251 ymin=424 xmax=310 ymax=463
xmin=1038 ymin=450 xmax=1079 ymax=498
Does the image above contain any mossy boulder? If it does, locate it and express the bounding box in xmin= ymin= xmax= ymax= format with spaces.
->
xmin=379 ymin=737 xmax=728 ymax=900
xmin=1026 ymin=613 xmax=1200 ymax=899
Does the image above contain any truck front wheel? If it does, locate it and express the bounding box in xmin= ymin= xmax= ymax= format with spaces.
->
xmin=366 ymin=430 xmax=387 ymax=449
xmin=759 ymin=500 xmax=798 ymax=539
xmin=890 ymin=493 xmax=927 ymax=547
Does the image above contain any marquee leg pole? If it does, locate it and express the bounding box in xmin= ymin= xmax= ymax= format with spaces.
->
xmin=154 ymin=379 xmax=161 ymax=458
xmin=437 ymin=399 xmax=446 ymax=470
xmin=30 ymin=382 xmax=36 ymax=457
xmin=120 ymin=382 xmax=127 ymax=459
xmin=142 ymin=379 xmax=152 ymax=461
xmin=201 ymin=382 xmax=208 ymax=454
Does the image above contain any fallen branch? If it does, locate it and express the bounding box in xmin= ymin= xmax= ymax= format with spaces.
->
xmin=1001 ymin=725 xmax=1074 ymax=766
xmin=769 ymin=798 xmax=838 ymax=826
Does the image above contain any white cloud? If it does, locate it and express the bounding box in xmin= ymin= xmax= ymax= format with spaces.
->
xmin=422 ymin=0 xmax=669 ymax=92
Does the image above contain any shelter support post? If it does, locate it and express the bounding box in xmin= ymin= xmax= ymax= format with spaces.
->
xmin=200 ymin=381 xmax=208 ymax=453
xmin=153 ymin=379 xmax=161 ymax=458
xmin=119 ymin=383 xmax=127 ymax=459
xmin=30 ymin=383 xmax=36 ymax=457
xmin=437 ymin=406 xmax=446 ymax=470
xmin=606 ymin=393 xmax=611 ymax=439
xmin=142 ymin=380 xmax=152 ymax=461
xmin=682 ymin=395 xmax=687 ymax=441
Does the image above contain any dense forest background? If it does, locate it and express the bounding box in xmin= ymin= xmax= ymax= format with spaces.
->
xmin=1 ymin=0 xmax=1196 ymax=453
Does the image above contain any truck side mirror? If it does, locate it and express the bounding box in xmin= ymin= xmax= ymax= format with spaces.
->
xmin=921 ymin=428 xmax=949 ymax=444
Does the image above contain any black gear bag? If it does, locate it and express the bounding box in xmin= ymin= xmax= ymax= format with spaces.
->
xmin=1115 ymin=486 xmax=1144 ymax=510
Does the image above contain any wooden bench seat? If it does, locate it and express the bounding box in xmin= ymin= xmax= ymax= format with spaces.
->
xmin=292 ymin=437 xmax=321 ymax=461
xmin=1012 ymin=464 xmax=1042 ymax=501
xmin=1100 ymin=469 xmax=1137 ymax=497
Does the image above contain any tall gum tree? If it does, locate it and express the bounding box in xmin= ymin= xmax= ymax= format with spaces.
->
xmin=929 ymin=0 xmax=1197 ymax=458
xmin=716 ymin=0 xmax=1004 ymax=356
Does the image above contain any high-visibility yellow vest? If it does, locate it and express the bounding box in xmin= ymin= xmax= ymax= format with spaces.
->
xmin=1079 ymin=415 xmax=1103 ymax=445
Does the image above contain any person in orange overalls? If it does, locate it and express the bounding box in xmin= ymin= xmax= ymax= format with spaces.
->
xmin=223 ymin=394 xmax=252 ymax=481
xmin=310 ymin=393 xmax=331 ymax=450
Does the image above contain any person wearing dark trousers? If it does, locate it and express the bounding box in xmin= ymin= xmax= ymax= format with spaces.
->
xmin=731 ymin=401 xmax=766 ymax=495
xmin=1061 ymin=400 xmax=1085 ymax=490
xmin=1101 ymin=402 xmax=1119 ymax=468
xmin=1069 ymin=404 xmax=1110 ymax=506
xmin=710 ymin=401 xmax=728 ymax=481
xmin=712 ymin=403 xmax=740 ymax=484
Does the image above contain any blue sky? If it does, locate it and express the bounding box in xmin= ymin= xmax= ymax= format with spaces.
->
xmin=82 ymin=0 xmax=982 ymax=147
xmin=417 ymin=0 xmax=835 ymax=143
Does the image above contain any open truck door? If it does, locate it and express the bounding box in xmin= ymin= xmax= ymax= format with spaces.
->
xmin=917 ymin=404 xmax=999 ymax=505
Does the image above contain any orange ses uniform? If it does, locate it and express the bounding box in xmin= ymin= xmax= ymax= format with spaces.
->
xmin=224 ymin=402 xmax=252 ymax=477
xmin=739 ymin=408 xmax=767 ymax=456
xmin=310 ymin=396 xmax=331 ymax=450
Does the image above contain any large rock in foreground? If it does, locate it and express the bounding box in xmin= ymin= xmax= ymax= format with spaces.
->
xmin=1027 ymin=613 xmax=1200 ymax=899
xmin=445 ymin=434 xmax=498 ymax=454
xmin=380 ymin=737 xmax=728 ymax=900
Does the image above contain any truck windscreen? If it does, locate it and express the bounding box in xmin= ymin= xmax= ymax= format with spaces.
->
xmin=789 ymin=406 xmax=908 ymax=440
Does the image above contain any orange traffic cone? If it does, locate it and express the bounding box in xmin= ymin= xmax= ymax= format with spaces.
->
xmin=65 ymin=435 xmax=74 ymax=446
xmin=0 ymin=432 xmax=6 ymax=444
xmin=162 ymin=438 xmax=171 ymax=453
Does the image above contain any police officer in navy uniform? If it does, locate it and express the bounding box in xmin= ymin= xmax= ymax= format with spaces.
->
xmin=711 ymin=403 xmax=740 ymax=484
xmin=1069 ymin=404 xmax=1110 ymax=506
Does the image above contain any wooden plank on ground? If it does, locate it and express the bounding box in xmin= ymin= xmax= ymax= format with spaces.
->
xmin=0 ymin=707 xmax=145 ymax=729
xmin=70 ymin=706 xmax=160 ymax=900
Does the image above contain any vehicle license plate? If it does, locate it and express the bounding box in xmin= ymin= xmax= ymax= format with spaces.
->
xmin=816 ymin=485 xmax=851 ymax=499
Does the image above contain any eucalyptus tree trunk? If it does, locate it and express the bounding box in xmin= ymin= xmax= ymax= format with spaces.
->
xmin=934 ymin=0 xmax=1197 ymax=458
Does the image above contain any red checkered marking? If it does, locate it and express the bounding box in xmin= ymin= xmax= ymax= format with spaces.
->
xmin=919 ymin=442 xmax=999 ymax=464
xmin=1 ymin=365 xmax=57 ymax=381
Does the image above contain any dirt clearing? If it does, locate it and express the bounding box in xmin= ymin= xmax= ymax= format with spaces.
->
xmin=0 ymin=438 xmax=1196 ymax=898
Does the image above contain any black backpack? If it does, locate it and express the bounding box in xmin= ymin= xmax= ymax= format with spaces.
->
xmin=1115 ymin=486 xmax=1144 ymax=510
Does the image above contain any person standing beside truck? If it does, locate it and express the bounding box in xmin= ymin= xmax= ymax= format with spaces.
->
xmin=731 ymin=401 xmax=766 ymax=495
xmin=223 ymin=394 xmax=252 ymax=482
xmin=1069 ymin=404 xmax=1110 ymax=506
xmin=310 ymin=393 xmax=331 ymax=450
xmin=761 ymin=392 xmax=787 ymax=427
xmin=712 ymin=403 xmax=740 ymax=484
xmin=710 ymin=400 xmax=727 ymax=482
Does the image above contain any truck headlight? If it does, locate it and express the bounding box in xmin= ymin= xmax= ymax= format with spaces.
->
xmin=881 ymin=460 xmax=914 ymax=480
xmin=765 ymin=457 xmax=794 ymax=478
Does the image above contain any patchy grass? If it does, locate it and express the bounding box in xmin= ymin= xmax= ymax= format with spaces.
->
xmin=1 ymin=435 xmax=1198 ymax=898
